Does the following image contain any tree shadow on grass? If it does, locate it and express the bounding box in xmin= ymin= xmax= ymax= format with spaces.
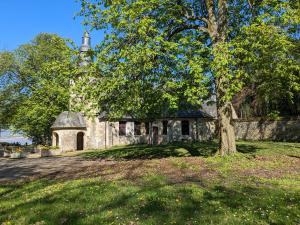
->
xmin=1 ymin=178 xmax=299 ymax=225
xmin=81 ymin=141 xmax=219 ymax=160
xmin=236 ymin=143 xmax=260 ymax=154
xmin=82 ymin=141 xmax=263 ymax=161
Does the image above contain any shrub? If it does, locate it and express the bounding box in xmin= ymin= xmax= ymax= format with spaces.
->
xmin=266 ymin=110 xmax=280 ymax=120
xmin=39 ymin=145 xmax=59 ymax=151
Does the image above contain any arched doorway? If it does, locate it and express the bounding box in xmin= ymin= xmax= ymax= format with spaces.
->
xmin=77 ymin=132 xmax=84 ymax=150
xmin=54 ymin=132 xmax=59 ymax=147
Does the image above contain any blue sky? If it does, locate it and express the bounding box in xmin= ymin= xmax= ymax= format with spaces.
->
xmin=0 ymin=0 xmax=105 ymax=50
xmin=0 ymin=129 xmax=32 ymax=144
xmin=0 ymin=0 xmax=105 ymax=144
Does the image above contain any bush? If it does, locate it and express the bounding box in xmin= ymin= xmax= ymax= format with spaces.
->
xmin=39 ymin=145 xmax=59 ymax=151
xmin=266 ymin=110 xmax=280 ymax=120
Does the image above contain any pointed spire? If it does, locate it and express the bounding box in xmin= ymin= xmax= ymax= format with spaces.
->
xmin=80 ymin=31 xmax=92 ymax=66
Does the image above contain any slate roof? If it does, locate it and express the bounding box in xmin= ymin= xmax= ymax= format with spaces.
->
xmin=98 ymin=109 xmax=214 ymax=120
xmin=173 ymin=109 xmax=214 ymax=119
xmin=51 ymin=111 xmax=86 ymax=129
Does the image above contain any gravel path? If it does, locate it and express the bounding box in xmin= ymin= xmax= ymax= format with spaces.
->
xmin=0 ymin=157 xmax=96 ymax=183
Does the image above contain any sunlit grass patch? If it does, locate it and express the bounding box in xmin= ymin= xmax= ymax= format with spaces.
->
xmin=80 ymin=141 xmax=300 ymax=161
xmin=1 ymin=176 xmax=299 ymax=225
xmin=1 ymin=141 xmax=300 ymax=224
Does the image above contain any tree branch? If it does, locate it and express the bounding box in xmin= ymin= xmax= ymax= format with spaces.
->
xmin=205 ymin=0 xmax=216 ymax=23
xmin=184 ymin=13 xmax=210 ymax=25
xmin=247 ymin=0 xmax=253 ymax=9
xmin=167 ymin=24 xmax=208 ymax=41
xmin=217 ymin=0 xmax=228 ymax=40
xmin=173 ymin=0 xmax=209 ymax=26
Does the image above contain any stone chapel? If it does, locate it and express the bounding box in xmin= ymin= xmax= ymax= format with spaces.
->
xmin=51 ymin=32 xmax=219 ymax=152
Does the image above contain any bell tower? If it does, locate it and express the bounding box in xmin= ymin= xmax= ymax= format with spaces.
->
xmin=69 ymin=31 xmax=92 ymax=111
xmin=51 ymin=31 xmax=94 ymax=152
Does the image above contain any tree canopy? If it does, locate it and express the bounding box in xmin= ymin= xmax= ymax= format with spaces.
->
xmin=77 ymin=0 xmax=299 ymax=155
xmin=233 ymin=22 xmax=300 ymax=118
xmin=0 ymin=33 xmax=77 ymax=144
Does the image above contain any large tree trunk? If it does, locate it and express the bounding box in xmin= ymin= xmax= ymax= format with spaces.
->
xmin=214 ymin=40 xmax=237 ymax=155
xmin=214 ymin=47 xmax=237 ymax=155
xmin=216 ymin=97 xmax=237 ymax=156
xmin=211 ymin=37 xmax=237 ymax=155
xmin=206 ymin=0 xmax=237 ymax=156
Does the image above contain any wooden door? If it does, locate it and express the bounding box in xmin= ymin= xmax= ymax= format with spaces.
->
xmin=77 ymin=132 xmax=84 ymax=150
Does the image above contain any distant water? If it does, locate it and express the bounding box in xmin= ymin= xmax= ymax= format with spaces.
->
xmin=0 ymin=130 xmax=32 ymax=145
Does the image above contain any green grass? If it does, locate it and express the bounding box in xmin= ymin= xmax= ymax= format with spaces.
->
xmin=80 ymin=142 xmax=218 ymax=160
xmin=81 ymin=140 xmax=300 ymax=160
xmin=1 ymin=141 xmax=300 ymax=225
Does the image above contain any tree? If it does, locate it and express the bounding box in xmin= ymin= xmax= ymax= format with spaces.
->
xmin=78 ymin=0 xmax=299 ymax=155
xmin=0 ymin=33 xmax=77 ymax=144
xmin=233 ymin=23 xmax=300 ymax=118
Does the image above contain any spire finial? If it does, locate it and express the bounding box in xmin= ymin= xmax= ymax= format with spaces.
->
xmin=82 ymin=30 xmax=91 ymax=48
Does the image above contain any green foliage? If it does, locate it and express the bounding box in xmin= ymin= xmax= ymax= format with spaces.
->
xmin=39 ymin=145 xmax=59 ymax=151
xmin=77 ymin=0 xmax=299 ymax=121
xmin=0 ymin=33 xmax=77 ymax=143
xmin=76 ymin=0 xmax=218 ymax=119
xmin=232 ymin=21 xmax=300 ymax=116
xmin=266 ymin=110 xmax=281 ymax=120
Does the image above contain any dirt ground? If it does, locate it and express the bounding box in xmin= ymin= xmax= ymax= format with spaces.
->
xmin=0 ymin=157 xmax=96 ymax=183
xmin=1 ymin=154 xmax=299 ymax=185
xmin=0 ymin=156 xmax=214 ymax=184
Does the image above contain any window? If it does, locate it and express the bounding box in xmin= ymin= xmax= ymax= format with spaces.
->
xmin=145 ymin=122 xmax=150 ymax=135
xmin=119 ymin=121 xmax=126 ymax=136
xmin=181 ymin=120 xmax=189 ymax=135
xmin=134 ymin=121 xmax=141 ymax=135
xmin=162 ymin=120 xmax=168 ymax=135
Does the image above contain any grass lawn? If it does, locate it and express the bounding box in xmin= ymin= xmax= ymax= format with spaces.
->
xmin=0 ymin=141 xmax=300 ymax=225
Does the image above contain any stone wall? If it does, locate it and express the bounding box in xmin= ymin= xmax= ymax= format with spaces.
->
xmin=234 ymin=118 xmax=300 ymax=141
xmin=52 ymin=129 xmax=85 ymax=152
xmin=107 ymin=119 xmax=203 ymax=146
xmin=52 ymin=117 xmax=300 ymax=152
xmin=197 ymin=119 xmax=216 ymax=141
xmin=196 ymin=118 xmax=300 ymax=141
